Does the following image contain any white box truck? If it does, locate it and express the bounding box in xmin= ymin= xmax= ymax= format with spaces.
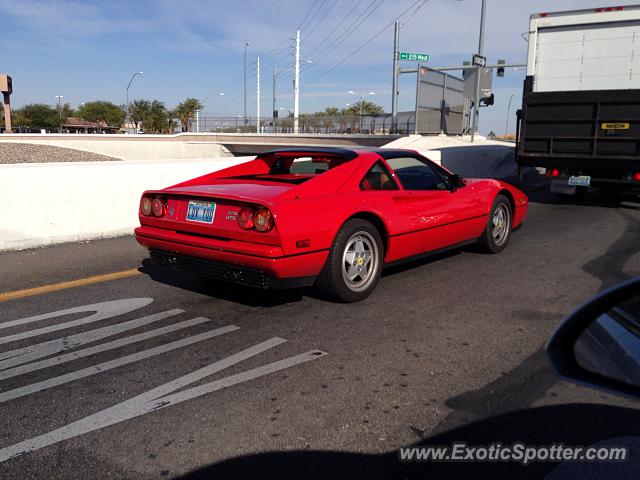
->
xmin=516 ymin=5 xmax=640 ymax=194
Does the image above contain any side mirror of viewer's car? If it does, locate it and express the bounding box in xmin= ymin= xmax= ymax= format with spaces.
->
xmin=546 ymin=276 xmax=640 ymax=400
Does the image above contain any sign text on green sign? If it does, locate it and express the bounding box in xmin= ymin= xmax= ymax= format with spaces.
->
xmin=399 ymin=52 xmax=429 ymax=62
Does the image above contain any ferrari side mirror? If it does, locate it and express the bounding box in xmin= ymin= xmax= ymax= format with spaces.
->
xmin=546 ymin=276 xmax=640 ymax=400
xmin=449 ymin=174 xmax=464 ymax=191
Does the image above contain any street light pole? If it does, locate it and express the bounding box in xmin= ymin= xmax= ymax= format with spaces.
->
xmin=293 ymin=30 xmax=300 ymax=134
xmin=471 ymin=0 xmax=486 ymax=142
xmin=505 ymin=93 xmax=515 ymax=136
xmin=391 ymin=21 xmax=399 ymax=134
xmin=126 ymin=71 xmax=143 ymax=133
xmin=256 ymin=56 xmax=261 ymax=134
xmin=55 ymin=95 xmax=63 ymax=133
xmin=272 ymin=49 xmax=277 ymax=134
xmin=244 ymin=42 xmax=249 ymax=128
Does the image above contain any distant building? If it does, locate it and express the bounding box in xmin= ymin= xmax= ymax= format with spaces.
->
xmin=63 ymin=117 xmax=119 ymax=134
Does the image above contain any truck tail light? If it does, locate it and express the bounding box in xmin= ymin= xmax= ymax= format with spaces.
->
xmin=546 ymin=169 xmax=560 ymax=177
xmin=633 ymin=172 xmax=640 ymax=182
xmin=141 ymin=196 xmax=152 ymax=216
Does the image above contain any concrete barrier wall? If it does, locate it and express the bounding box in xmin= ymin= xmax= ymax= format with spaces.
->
xmin=0 ymin=132 xmax=403 ymax=159
xmin=0 ymin=157 xmax=251 ymax=251
xmin=0 ymin=134 xmax=231 ymax=160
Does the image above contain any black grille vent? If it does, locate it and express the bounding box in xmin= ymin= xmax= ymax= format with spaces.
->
xmin=148 ymin=248 xmax=271 ymax=289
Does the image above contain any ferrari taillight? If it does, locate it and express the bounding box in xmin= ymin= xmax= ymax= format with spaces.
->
xmin=238 ymin=207 xmax=255 ymax=230
xmin=140 ymin=196 xmax=152 ymax=216
xmin=254 ymin=208 xmax=274 ymax=232
xmin=546 ymin=169 xmax=560 ymax=177
xmin=633 ymin=172 xmax=640 ymax=182
xmin=237 ymin=206 xmax=274 ymax=232
xmin=151 ymin=197 xmax=166 ymax=217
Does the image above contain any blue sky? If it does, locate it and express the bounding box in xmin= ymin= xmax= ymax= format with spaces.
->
xmin=1 ymin=0 xmax=638 ymax=134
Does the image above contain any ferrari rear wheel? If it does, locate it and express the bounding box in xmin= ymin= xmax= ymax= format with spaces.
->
xmin=315 ymin=219 xmax=383 ymax=302
xmin=477 ymin=194 xmax=512 ymax=254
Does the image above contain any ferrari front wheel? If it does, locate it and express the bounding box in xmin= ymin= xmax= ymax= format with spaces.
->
xmin=477 ymin=194 xmax=512 ymax=254
xmin=315 ymin=219 xmax=383 ymax=302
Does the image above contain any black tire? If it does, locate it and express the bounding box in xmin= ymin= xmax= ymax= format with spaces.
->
xmin=315 ymin=219 xmax=383 ymax=302
xmin=476 ymin=194 xmax=512 ymax=254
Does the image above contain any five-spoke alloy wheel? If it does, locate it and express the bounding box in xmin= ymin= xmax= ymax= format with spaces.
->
xmin=316 ymin=219 xmax=383 ymax=302
xmin=477 ymin=194 xmax=512 ymax=253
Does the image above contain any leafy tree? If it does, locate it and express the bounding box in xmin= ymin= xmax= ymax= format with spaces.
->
xmin=128 ymin=99 xmax=151 ymax=130
xmin=174 ymin=97 xmax=203 ymax=132
xmin=11 ymin=104 xmax=58 ymax=130
xmin=77 ymin=101 xmax=126 ymax=130
xmin=61 ymin=102 xmax=75 ymax=120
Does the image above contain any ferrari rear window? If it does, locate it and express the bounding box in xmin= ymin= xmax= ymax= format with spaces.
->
xmin=269 ymin=155 xmax=341 ymax=175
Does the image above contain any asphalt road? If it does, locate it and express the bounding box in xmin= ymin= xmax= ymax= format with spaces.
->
xmin=0 ymin=177 xmax=639 ymax=480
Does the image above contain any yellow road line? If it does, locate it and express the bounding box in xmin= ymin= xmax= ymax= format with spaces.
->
xmin=0 ymin=269 xmax=143 ymax=303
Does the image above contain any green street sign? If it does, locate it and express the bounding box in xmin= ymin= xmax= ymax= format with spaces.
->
xmin=399 ymin=52 xmax=429 ymax=62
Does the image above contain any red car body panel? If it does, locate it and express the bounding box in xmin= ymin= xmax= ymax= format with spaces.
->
xmin=135 ymin=147 xmax=528 ymax=288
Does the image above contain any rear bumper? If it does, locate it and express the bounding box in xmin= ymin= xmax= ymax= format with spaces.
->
xmin=550 ymin=177 xmax=640 ymax=193
xmin=135 ymin=225 xmax=327 ymax=289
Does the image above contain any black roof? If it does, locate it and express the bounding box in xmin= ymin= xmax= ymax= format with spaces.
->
xmin=258 ymin=146 xmax=417 ymax=161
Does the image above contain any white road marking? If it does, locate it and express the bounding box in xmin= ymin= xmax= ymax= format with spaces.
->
xmin=0 ymin=340 xmax=330 ymax=463
xmin=0 ymin=324 xmax=240 ymax=404
xmin=0 ymin=298 xmax=154 ymax=344
xmin=0 ymin=309 xmax=184 ymax=368
xmin=0 ymin=298 xmax=152 ymax=331
xmin=154 ymin=350 xmax=327 ymax=406
xmin=0 ymin=316 xmax=215 ymax=381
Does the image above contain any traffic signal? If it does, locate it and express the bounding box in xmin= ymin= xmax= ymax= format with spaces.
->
xmin=497 ymin=59 xmax=505 ymax=77
xmin=480 ymin=94 xmax=495 ymax=106
xmin=273 ymin=110 xmax=278 ymax=119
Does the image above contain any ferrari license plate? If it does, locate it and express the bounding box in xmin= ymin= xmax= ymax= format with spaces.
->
xmin=186 ymin=200 xmax=216 ymax=223
xmin=568 ymin=176 xmax=591 ymax=187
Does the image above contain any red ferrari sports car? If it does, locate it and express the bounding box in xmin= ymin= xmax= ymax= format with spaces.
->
xmin=135 ymin=147 xmax=528 ymax=302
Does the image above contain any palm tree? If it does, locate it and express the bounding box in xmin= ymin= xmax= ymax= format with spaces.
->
xmin=174 ymin=98 xmax=203 ymax=132
xmin=323 ymin=107 xmax=339 ymax=132
xmin=365 ymin=102 xmax=384 ymax=134
xmin=129 ymin=99 xmax=150 ymax=131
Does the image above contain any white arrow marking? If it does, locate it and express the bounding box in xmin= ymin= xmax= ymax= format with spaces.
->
xmin=0 ymin=316 xmax=218 ymax=381
xmin=0 ymin=324 xmax=239 ymax=404
xmin=0 ymin=340 xmax=329 ymax=463
xmin=0 ymin=309 xmax=184 ymax=367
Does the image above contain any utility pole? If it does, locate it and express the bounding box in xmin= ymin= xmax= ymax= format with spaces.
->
xmin=256 ymin=56 xmax=261 ymax=134
xmin=294 ymin=30 xmax=300 ymax=134
xmin=391 ymin=21 xmax=399 ymax=134
xmin=471 ymin=0 xmax=487 ymax=142
xmin=55 ymin=95 xmax=63 ymax=133
xmin=272 ymin=50 xmax=277 ymax=134
xmin=243 ymin=42 xmax=249 ymax=128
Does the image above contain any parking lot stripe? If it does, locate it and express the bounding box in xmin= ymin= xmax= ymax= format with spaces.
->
xmin=0 ymin=269 xmax=142 ymax=303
